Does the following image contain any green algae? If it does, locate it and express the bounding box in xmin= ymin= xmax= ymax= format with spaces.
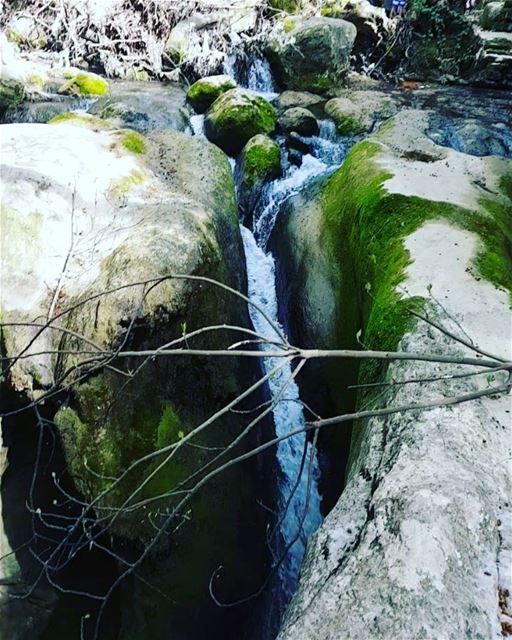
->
xmin=48 ymin=112 xmax=110 ymax=129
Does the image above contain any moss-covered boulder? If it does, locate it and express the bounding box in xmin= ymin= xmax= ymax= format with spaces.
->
xmin=279 ymin=106 xmax=319 ymax=136
xmin=1 ymin=119 xmax=272 ymax=637
xmin=204 ymin=88 xmax=277 ymax=156
xmin=266 ymin=16 xmax=357 ymax=94
xmin=187 ymin=74 xmax=237 ymax=113
xmin=58 ymin=70 xmax=109 ymax=96
xmin=237 ymin=134 xmax=281 ymax=213
xmin=274 ymin=109 xmax=512 ymax=640
xmin=0 ymin=78 xmax=25 ymax=113
xmin=324 ymin=90 xmax=397 ymax=134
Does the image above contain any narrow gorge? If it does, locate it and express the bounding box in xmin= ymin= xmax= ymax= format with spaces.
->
xmin=1 ymin=1 xmax=511 ymax=639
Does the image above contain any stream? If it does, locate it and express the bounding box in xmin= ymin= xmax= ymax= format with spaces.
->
xmin=219 ymin=58 xmax=353 ymax=621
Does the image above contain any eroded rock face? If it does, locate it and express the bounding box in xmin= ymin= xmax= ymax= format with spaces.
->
xmin=266 ymin=16 xmax=357 ymax=94
xmin=274 ymin=110 xmax=512 ymax=639
xmin=1 ymin=117 xmax=272 ymax=637
xmin=91 ymin=80 xmax=190 ymax=132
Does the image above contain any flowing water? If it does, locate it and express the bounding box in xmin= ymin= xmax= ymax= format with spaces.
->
xmin=212 ymin=59 xmax=355 ymax=620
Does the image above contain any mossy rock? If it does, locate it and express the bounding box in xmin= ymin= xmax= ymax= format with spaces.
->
xmin=48 ymin=111 xmax=110 ymax=130
xmin=325 ymin=97 xmax=366 ymax=134
xmin=186 ymin=75 xmax=236 ymax=114
xmin=204 ymin=89 xmax=277 ymax=156
xmin=238 ymin=134 xmax=281 ymax=212
xmin=325 ymin=93 xmax=397 ymax=135
xmin=268 ymin=0 xmax=303 ymax=13
xmin=279 ymin=106 xmax=319 ymax=136
xmin=266 ymin=16 xmax=357 ymax=95
xmin=60 ymin=71 xmax=109 ymax=96
xmin=271 ymin=116 xmax=511 ymax=475
xmin=0 ymin=78 xmax=25 ymax=113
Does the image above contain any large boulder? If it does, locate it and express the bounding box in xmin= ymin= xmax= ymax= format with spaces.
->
xmin=475 ymin=30 xmax=512 ymax=88
xmin=265 ymin=16 xmax=357 ymax=94
xmin=186 ymin=74 xmax=237 ymax=114
xmin=275 ymin=90 xmax=325 ymax=113
xmin=1 ymin=117 xmax=272 ymax=637
xmin=279 ymin=106 xmax=319 ymax=136
xmin=273 ymin=110 xmax=512 ymax=639
xmin=91 ymin=80 xmax=190 ymax=132
xmin=321 ymin=0 xmax=392 ymax=39
xmin=237 ymin=133 xmax=281 ymax=214
xmin=204 ymin=88 xmax=277 ymax=156
xmin=325 ymin=90 xmax=397 ymax=134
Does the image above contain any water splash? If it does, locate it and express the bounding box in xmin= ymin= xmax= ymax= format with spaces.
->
xmin=223 ymin=52 xmax=278 ymax=99
xmin=254 ymin=122 xmax=352 ymax=246
xmin=190 ymin=114 xmax=206 ymax=137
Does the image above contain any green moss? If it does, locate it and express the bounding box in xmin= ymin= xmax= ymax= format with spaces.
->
xmin=1 ymin=206 xmax=43 ymax=273
xmin=321 ymin=141 xmax=512 ymax=394
xmin=48 ymin=112 xmax=109 ymax=129
xmin=186 ymin=76 xmax=236 ymax=114
xmin=109 ymin=170 xmax=146 ymax=199
xmin=269 ymin=0 xmax=302 ymax=13
xmin=335 ymin=114 xmax=366 ymax=135
xmin=205 ymin=90 xmax=277 ymax=156
xmin=120 ymin=130 xmax=146 ymax=154
xmin=27 ymin=73 xmax=45 ymax=89
xmin=283 ymin=16 xmax=297 ymax=32
xmin=457 ymin=173 xmax=512 ymax=298
xmin=61 ymin=72 xmax=109 ymax=96
xmin=0 ymin=79 xmax=25 ymax=111
xmin=320 ymin=0 xmax=350 ymax=17
xmin=155 ymin=405 xmax=183 ymax=449
xmin=294 ymin=73 xmax=337 ymax=95
xmin=241 ymin=135 xmax=281 ymax=189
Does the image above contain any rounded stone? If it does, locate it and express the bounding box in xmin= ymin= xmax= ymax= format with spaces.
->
xmin=204 ymin=88 xmax=277 ymax=156
xmin=280 ymin=106 xmax=319 ymax=136
xmin=186 ymin=74 xmax=237 ymax=114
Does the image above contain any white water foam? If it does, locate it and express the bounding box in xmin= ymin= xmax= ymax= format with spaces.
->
xmin=241 ymin=225 xmax=322 ymax=597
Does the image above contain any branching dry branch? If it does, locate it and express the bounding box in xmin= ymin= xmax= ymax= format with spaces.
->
xmin=0 ymin=272 xmax=510 ymax=640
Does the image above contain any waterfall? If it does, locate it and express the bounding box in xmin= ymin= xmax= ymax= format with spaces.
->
xmin=223 ymin=52 xmax=278 ymax=98
xmin=254 ymin=122 xmax=352 ymax=246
